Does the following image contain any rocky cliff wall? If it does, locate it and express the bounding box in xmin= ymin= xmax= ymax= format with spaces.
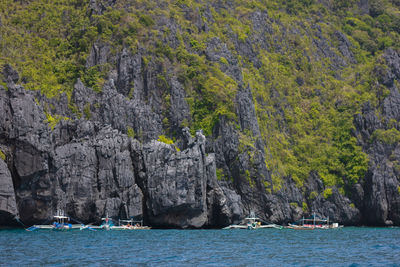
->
xmin=0 ymin=76 xmax=242 ymax=227
xmin=0 ymin=0 xmax=399 ymax=227
xmin=1 ymin=47 xmax=399 ymax=227
xmin=353 ymin=49 xmax=400 ymax=226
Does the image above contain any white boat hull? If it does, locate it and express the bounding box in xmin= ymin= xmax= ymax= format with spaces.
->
xmin=223 ymin=224 xmax=282 ymax=230
xmin=32 ymin=224 xmax=82 ymax=230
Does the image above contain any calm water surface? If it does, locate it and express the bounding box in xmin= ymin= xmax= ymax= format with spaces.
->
xmin=0 ymin=227 xmax=399 ymax=266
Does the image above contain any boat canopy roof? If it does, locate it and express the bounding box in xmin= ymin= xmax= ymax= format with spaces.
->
xmin=301 ymin=218 xmax=328 ymax=222
xmin=245 ymin=217 xmax=260 ymax=220
xmin=54 ymin=215 xmax=68 ymax=219
xmin=245 ymin=211 xmax=260 ymax=221
xmin=292 ymin=213 xmax=330 ymax=225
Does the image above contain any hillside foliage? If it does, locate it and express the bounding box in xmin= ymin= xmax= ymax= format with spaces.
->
xmin=1 ymin=0 xmax=399 ymax=194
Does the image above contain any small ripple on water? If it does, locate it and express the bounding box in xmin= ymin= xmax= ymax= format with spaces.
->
xmin=0 ymin=227 xmax=399 ymax=266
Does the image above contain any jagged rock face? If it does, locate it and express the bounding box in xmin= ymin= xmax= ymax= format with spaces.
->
xmin=72 ymin=78 xmax=163 ymax=142
xmin=2 ymin=64 xmax=19 ymax=84
xmin=50 ymin=124 xmax=144 ymax=223
xmin=0 ymin=79 xmax=145 ymax=224
xmin=0 ymin=62 xmax=398 ymax=227
xmin=1 ymin=2 xmax=400 ymax=227
xmin=0 ymin=83 xmax=51 ymax=224
xmin=206 ymin=154 xmax=243 ymax=227
xmin=303 ymin=172 xmax=361 ymax=225
xmin=142 ymin=140 xmax=208 ymax=228
xmin=140 ymin=139 xmax=204 ymax=228
xmin=135 ymin=132 xmax=243 ymax=228
xmin=354 ymin=49 xmax=400 ymax=226
xmin=85 ymin=41 xmax=113 ymax=69
xmin=0 ymin=159 xmax=18 ymax=225
xmin=334 ymin=31 xmax=356 ymax=64
xmin=0 ymin=71 xmax=243 ymax=227
xmin=169 ymin=77 xmax=191 ymax=130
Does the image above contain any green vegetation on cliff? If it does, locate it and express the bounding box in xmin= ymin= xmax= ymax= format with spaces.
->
xmin=1 ymin=0 xmax=399 ymax=195
xmin=0 ymin=149 xmax=5 ymax=161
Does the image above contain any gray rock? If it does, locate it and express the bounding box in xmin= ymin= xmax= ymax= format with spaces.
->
xmin=205 ymin=37 xmax=242 ymax=81
xmin=0 ymin=78 xmax=244 ymax=228
xmin=86 ymin=41 xmax=112 ymax=68
xmin=51 ymin=125 xmax=143 ymax=222
xmin=384 ymin=49 xmax=400 ymax=80
xmin=207 ymin=173 xmax=244 ymax=226
xmin=116 ymin=48 xmax=143 ymax=97
xmin=353 ymin=49 xmax=400 ymax=225
xmin=0 ymin=85 xmax=12 ymax=135
xmin=141 ymin=132 xmax=209 ymax=228
xmin=7 ymin=83 xmax=50 ymax=152
xmin=88 ymin=0 xmax=116 ymax=15
xmin=301 ymin=172 xmax=361 ymax=225
xmin=0 ymin=159 xmax=18 ymax=225
xmin=169 ymin=77 xmax=190 ymax=130
xmin=236 ymin=86 xmax=261 ymax=137
xmin=3 ymin=8 xmax=400 ymax=229
xmin=312 ymin=25 xmax=347 ymax=69
xmin=182 ymin=127 xmax=194 ymax=149
xmin=358 ymin=0 xmax=370 ymax=15
xmin=375 ymin=49 xmax=400 ymax=87
xmin=2 ymin=64 xmax=19 ymax=84
xmin=72 ymin=78 xmax=162 ymax=142
xmin=335 ymin=31 xmax=356 ymax=64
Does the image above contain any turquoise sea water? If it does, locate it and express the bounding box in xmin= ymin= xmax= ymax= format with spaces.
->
xmin=0 ymin=227 xmax=399 ymax=266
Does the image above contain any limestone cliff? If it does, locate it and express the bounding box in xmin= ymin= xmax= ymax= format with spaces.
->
xmin=0 ymin=0 xmax=399 ymax=227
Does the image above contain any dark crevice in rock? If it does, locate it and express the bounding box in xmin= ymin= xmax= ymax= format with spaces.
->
xmin=129 ymin=142 xmax=150 ymax=226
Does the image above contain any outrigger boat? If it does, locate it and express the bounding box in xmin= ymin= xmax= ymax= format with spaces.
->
xmin=100 ymin=214 xmax=114 ymax=230
xmin=223 ymin=211 xmax=282 ymax=230
xmin=80 ymin=214 xmax=114 ymax=230
xmin=27 ymin=210 xmax=82 ymax=231
xmin=286 ymin=213 xmax=342 ymax=230
xmin=80 ymin=215 xmax=151 ymax=230
xmin=27 ymin=210 xmax=151 ymax=231
xmin=79 ymin=214 xmax=114 ymax=231
xmin=111 ymin=219 xmax=151 ymax=230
